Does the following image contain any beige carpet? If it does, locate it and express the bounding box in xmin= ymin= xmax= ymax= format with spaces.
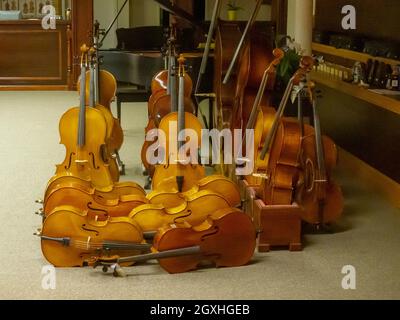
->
xmin=0 ymin=91 xmax=399 ymax=300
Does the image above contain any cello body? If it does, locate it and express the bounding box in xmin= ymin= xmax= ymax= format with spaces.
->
xmin=153 ymin=207 xmax=256 ymax=274
xmin=55 ymin=106 xmax=114 ymax=192
xmin=44 ymin=181 xmax=148 ymax=219
xmin=298 ymin=125 xmax=344 ymax=225
xmin=147 ymin=175 xmax=241 ymax=208
xmin=130 ymin=190 xmax=231 ymax=232
xmin=41 ymin=205 xmax=146 ymax=267
xmin=151 ymin=112 xmax=205 ymax=192
xmin=258 ymin=118 xmax=302 ymax=205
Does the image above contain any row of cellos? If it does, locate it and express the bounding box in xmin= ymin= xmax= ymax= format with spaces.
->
xmin=35 ymin=38 xmax=256 ymax=275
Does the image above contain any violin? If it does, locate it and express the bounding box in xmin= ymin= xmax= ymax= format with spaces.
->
xmin=297 ymin=82 xmax=344 ymax=226
xmin=55 ymin=45 xmax=114 ymax=192
xmin=130 ymin=189 xmax=231 ymax=233
xmin=147 ymin=175 xmax=241 ymax=208
xmin=43 ymin=180 xmax=148 ymax=219
xmin=151 ymin=55 xmax=205 ymax=192
xmin=39 ymin=205 xmax=150 ymax=267
xmin=95 ymin=207 xmax=256 ymax=275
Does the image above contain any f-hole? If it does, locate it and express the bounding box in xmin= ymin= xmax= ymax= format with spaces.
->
xmin=87 ymin=202 xmax=109 ymax=218
xmin=65 ymin=152 xmax=75 ymax=169
xmin=89 ymin=152 xmax=100 ymax=169
xmin=201 ymin=226 xmax=219 ymax=241
xmin=81 ymin=224 xmax=100 ymax=236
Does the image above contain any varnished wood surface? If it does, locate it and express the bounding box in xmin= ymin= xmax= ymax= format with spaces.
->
xmin=0 ymin=20 xmax=68 ymax=87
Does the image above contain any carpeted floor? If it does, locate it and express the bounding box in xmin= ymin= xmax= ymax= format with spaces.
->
xmin=0 ymin=91 xmax=399 ymax=300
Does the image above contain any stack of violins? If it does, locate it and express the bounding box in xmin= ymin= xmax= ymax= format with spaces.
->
xmin=34 ymin=24 xmax=257 ymax=276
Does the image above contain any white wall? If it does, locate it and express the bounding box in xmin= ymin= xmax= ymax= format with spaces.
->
xmin=130 ymin=0 xmax=160 ymax=27
xmin=205 ymin=0 xmax=271 ymax=21
xmin=94 ymin=0 xmax=130 ymax=49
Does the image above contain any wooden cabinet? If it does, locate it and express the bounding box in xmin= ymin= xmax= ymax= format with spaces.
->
xmin=0 ymin=20 xmax=70 ymax=89
xmin=0 ymin=0 xmax=93 ymax=90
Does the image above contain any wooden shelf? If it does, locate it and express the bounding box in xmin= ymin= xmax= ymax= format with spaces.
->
xmin=310 ymin=70 xmax=400 ymax=116
xmin=312 ymin=42 xmax=400 ymax=66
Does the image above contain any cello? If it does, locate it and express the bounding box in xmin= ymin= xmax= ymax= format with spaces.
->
xmin=297 ymin=82 xmax=344 ymax=227
xmin=141 ymin=30 xmax=195 ymax=180
xmin=77 ymin=47 xmax=120 ymax=182
xmin=38 ymin=205 xmax=150 ymax=267
xmin=233 ymin=48 xmax=284 ymax=183
xmin=151 ymin=55 xmax=205 ymax=192
xmin=55 ymin=45 xmax=114 ymax=192
xmin=95 ymin=207 xmax=256 ymax=276
xmin=256 ymin=57 xmax=314 ymax=204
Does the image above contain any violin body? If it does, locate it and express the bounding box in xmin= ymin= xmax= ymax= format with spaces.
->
xmin=153 ymin=207 xmax=256 ymax=274
xmin=41 ymin=205 xmax=146 ymax=267
xmin=147 ymin=175 xmax=241 ymax=208
xmin=258 ymin=118 xmax=302 ymax=205
xmin=56 ymin=106 xmax=114 ymax=192
xmin=152 ymin=112 xmax=205 ymax=192
xmin=44 ymin=181 xmax=148 ymax=219
xmin=130 ymin=190 xmax=231 ymax=232
xmin=298 ymin=125 xmax=344 ymax=224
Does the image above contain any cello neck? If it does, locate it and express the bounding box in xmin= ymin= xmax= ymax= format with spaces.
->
xmin=311 ymin=96 xmax=327 ymax=182
xmin=223 ymin=0 xmax=263 ymax=85
xmin=259 ymin=76 xmax=295 ymax=160
xmin=77 ymin=48 xmax=88 ymax=147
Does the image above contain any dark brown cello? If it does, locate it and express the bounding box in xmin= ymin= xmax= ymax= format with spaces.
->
xmin=297 ymin=81 xmax=344 ymax=227
xmin=94 ymin=207 xmax=256 ymax=276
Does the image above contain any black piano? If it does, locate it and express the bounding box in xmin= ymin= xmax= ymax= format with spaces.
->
xmin=100 ymin=25 xmax=213 ymax=120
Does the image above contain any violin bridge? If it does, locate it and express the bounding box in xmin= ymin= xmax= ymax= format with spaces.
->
xmin=75 ymin=159 xmax=89 ymax=164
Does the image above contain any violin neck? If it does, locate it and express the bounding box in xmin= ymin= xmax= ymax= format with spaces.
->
xmin=77 ymin=64 xmax=87 ymax=147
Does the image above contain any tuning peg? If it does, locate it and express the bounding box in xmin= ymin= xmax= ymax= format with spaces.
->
xmin=35 ymin=209 xmax=44 ymax=217
xmin=33 ymin=228 xmax=42 ymax=237
xmin=35 ymin=199 xmax=44 ymax=204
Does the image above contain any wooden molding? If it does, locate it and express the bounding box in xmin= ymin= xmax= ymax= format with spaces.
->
xmin=310 ymin=71 xmax=400 ymax=116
